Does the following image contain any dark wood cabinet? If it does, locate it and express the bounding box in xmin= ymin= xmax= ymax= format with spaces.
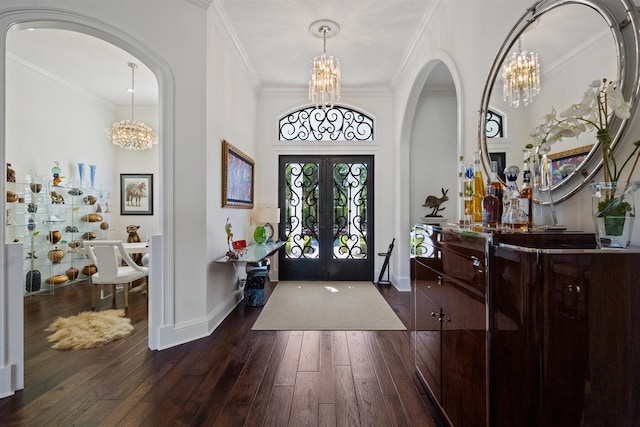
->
xmin=412 ymin=225 xmax=487 ymax=427
xmin=412 ymin=224 xmax=640 ymax=427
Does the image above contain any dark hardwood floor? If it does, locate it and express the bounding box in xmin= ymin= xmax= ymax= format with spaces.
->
xmin=0 ymin=280 xmax=442 ymax=426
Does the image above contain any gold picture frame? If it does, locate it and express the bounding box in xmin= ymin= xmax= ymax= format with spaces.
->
xmin=222 ymin=140 xmax=254 ymax=209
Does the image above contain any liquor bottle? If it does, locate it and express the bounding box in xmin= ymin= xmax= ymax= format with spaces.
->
xmin=502 ymin=189 xmax=528 ymax=230
xmin=519 ymin=150 xmax=533 ymax=229
xmin=490 ymin=160 xmax=504 ymax=225
xmin=481 ymin=181 xmax=500 ymax=227
xmin=502 ymin=164 xmax=520 ymax=220
xmin=471 ymin=151 xmax=485 ymax=223
xmin=463 ymin=162 xmax=474 ymax=224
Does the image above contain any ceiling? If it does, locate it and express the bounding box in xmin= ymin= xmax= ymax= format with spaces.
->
xmin=5 ymin=0 xmax=445 ymax=107
xmin=4 ymin=0 xmax=604 ymax=108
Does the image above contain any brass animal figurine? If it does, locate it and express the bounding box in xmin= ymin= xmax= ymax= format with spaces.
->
xmin=126 ymin=225 xmax=143 ymax=265
xmin=422 ymin=188 xmax=449 ymax=217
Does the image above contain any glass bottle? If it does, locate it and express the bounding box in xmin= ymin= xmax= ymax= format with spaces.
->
xmin=519 ymin=150 xmax=533 ymax=229
xmin=490 ymin=160 xmax=504 ymax=225
xmin=482 ymin=181 xmax=500 ymax=227
xmin=463 ymin=162 xmax=474 ymax=225
xmin=502 ymin=164 xmax=520 ymax=220
xmin=471 ymin=151 xmax=485 ymax=223
xmin=502 ymin=189 xmax=528 ymax=230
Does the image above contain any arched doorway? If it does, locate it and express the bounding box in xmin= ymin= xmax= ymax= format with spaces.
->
xmin=0 ymin=8 xmax=174 ymax=397
xmin=395 ymin=57 xmax=462 ymax=290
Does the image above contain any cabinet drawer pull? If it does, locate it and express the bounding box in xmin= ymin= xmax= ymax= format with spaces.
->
xmin=568 ymin=284 xmax=581 ymax=293
xmin=437 ymin=276 xmax=443 ymax=285
xmin=430 ymin=312 xmax=438 ymax=317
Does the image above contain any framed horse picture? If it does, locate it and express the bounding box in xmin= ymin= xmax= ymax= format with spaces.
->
xmin=120 ymin=173 xmax=153 ymax=215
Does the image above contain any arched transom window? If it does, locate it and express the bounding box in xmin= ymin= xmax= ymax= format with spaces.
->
xmin=279 ymin=105 xmax=374 ymax=141
xmin=485 ymin=108 xmax=504 ymax=138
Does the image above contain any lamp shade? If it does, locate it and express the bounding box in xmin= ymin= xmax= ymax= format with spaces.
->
xmin=254 ymin=207 xmax=280 ymax=225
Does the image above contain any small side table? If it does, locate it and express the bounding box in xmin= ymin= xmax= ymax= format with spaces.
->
xmin=215 ymin=241 xmax=285 ymax=306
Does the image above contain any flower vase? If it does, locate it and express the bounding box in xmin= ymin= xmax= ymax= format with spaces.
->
xmin=77 ymin=163 xmax=84 ymax=188
xmin=532 ymin=153 xmax=557 ymax=227
xmin=590 ymin=181 xmax=639 ymax=248
xmin=89 ymin=165 xmax=96 ymax=188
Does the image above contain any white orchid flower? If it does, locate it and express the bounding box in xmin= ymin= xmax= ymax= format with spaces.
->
xmin=530 ymin=77 xmax=640 ymax=184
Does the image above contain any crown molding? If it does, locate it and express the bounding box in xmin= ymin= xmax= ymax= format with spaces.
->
xmin=208 ymin=1 xmax=261 ymax=91
xmin=185 ymin=0 xmax=213 ymax=11
xmin=391 ymin=1 xmax=443 ymax=90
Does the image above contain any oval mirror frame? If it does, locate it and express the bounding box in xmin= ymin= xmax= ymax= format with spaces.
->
xmin=479 ymin=0 xmax=640 ymax=203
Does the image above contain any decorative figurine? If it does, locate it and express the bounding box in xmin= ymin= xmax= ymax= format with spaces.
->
xmin=51 ymin=161 xmax=64 ymax=186
xmin=225 ymin=217 xmax=238 ymax=260
xmin=6 ymin=163 xmax=15 ymax=182
xmin=126 ymin=225 xmax=143 ymax=265
xmin=422 ymin=188 xmax=449 ymax=217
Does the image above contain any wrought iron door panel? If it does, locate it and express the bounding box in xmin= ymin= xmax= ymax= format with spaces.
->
xmin=279 ymin=155 xmax=373 ymax=281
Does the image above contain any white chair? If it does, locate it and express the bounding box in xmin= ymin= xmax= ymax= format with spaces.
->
xmin=82 ymin=240 xmax=149 ymax=311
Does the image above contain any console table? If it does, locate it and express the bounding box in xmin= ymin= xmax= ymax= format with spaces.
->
xmin=215 ymin=240 xmax=285 ymax=268
xmin=411 ymin=224 xmax=640 ymax=427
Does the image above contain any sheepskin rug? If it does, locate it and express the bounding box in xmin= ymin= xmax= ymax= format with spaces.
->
xmin=45 ymin=309 xmax=134 ymax=350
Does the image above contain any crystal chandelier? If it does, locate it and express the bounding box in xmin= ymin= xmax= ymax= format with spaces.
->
xmin=309 ymin=20 xmax=341 ymax=109
xmin=502 ymin=40 xmax=540 ymax=108
xmin=106 ymin=62 xmax=158 ymax=150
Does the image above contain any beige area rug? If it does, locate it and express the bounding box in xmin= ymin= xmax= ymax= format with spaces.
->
xmin=252 ymin=281 xmax=406 ymax=331
xmin=45 ymin=309 xmax=134 ymax=350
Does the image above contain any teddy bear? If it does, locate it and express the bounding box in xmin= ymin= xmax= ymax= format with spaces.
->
xmin=126 ymin=225 xmax=143 ymax=265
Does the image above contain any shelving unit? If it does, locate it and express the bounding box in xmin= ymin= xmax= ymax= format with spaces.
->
xmin=6 ymin=180 xmax=113 ymax=296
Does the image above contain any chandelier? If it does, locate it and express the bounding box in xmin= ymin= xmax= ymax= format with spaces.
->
xmin=106 ymin=62 xmax=158 ymax=150
xmin=309 ymin=20 xmax=341 ymax=109
xmin=502 ymin=40 xmax=540 ymax=108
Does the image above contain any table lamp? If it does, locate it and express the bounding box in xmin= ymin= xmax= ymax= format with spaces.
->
xmin=253 ymin=207 xmax=280 ymax=244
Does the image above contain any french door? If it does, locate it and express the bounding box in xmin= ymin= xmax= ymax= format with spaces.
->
xmin=278 ymin=155 xmax=374 ymax=281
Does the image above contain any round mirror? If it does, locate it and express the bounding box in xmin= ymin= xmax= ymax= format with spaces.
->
xmin=479 ymin=0 xmax=640 ymax=203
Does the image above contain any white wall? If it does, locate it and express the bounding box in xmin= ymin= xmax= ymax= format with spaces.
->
xmin=410 ymin=90 xmax=457 ymax=225
xmin=6 ymin=54 xmax=117 ymax=184
xmin=205 ymin=10 xmax=259 ymax=318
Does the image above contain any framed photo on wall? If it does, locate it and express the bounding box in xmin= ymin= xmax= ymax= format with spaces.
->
xmin=548 ymin=145 xmax=593 ymax=185
xmin=222 ymin=140 xmax=254 ymax=209
xmin=120 ymin=173 xmax=153 ymax=215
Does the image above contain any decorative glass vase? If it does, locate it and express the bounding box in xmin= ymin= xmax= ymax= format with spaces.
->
xmin=590 ymin=181 xmax=639 ymax=248
xmin=532 ymin=153 xmax=557 ymax=227
xmin=77 ymin=163 xmax=85 ymax=188
xmin=89 ymin=165 xmax=96 ymax=188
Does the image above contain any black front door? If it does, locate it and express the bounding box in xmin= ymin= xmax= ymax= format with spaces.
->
xmin=278 ymin=155 xmax=374 ymax=281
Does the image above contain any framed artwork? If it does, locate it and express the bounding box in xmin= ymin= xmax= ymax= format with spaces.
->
xmin=120 ymin=173 xmax=153 ymax=215
xmin=222 ymin=140 xmax=254 ymax=209
xmin=548 ymin=145 xmax=593 ymax=185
